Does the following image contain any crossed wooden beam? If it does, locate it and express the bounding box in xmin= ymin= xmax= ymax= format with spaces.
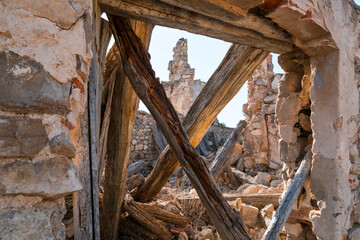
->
xmin=99 ymin=14 xmax=311 ymax=240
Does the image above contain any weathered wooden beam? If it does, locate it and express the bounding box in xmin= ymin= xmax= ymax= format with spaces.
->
xmin=99 ymin=0 xmax=295 ymax=53
xmin=262 ymin=151 xmax=312 ymax=240
xmin=211 ymin=120 xmax=246 ymax=179
xmin=136 ymin=202 xmax=191 ymax=226
xmin=178 ymin=193 xmax=281 ymax=210
xmin=135 ymin=44 xmax=268 ymax=203
xmin=158 ymin=0 xmax=289 ymax=43
xmin=127 ymin=173 xmax=145 ymax=192
xmin=150 ymin=123 xmax=167 ymax=153
xmin=102 ymin=21 xmax=154 ymax=103
xmin=98 ymin=67 xmax=116 ymax=186
xmin=118 ymin=217 xmax=159 ymax=239
xmin=128 ymin=160 xmax=147 ymax=176
xmin=123 ymin=196 xmax=173 ymax=240
xmin=74 ymin=7 xmax=109 ymax=240
xmin=109 ymin=15 xmax=250 ymax=240
xmin=100 ymin=21 xmax=153 ymax=240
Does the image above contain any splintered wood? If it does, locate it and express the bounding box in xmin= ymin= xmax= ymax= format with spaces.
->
xmin=108 ymin=15 xmax=251 ymax=240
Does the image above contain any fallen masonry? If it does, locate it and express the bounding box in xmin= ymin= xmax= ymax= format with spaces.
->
xmin=1 ymin=1 xmax=360 ymax=240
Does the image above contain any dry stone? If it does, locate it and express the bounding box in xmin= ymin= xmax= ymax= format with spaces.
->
xmin=49 ymin=133 xmax=76 ymax=158
xmin=1 ymin=0 xmax=86 ymax=29
xmin=239 ymin=203 xmax=259 ymax=227
xmin=0 ymin=51 xmax=71 ymax=114
xmin=0 ymin=156 xmax=82 ymax=198
xmin=163 ymin=38 xmax=205 ymax=116
xmin=242 ymin=55 xmax=280 ymax=173
xmin=0 ymin=116 xmax=48 ymax=158
xmin=0 ymin=199 xmax=66 ymax=240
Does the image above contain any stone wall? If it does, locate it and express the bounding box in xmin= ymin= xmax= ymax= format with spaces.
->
xmin=241 ymin=55 xmax=282 ymax=175
xmin=162 ymin=38 xmax=206 ymax=116
xmin=0 ymin=1 xmax=92 ymax=239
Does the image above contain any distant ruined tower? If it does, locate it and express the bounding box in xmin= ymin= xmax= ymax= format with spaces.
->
xmin=162 ymin=38 xmax=205 ymax=116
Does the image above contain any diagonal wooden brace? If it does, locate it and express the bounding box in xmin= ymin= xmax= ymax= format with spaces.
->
xmin=108 ymin=15 xmax=251 ymax=240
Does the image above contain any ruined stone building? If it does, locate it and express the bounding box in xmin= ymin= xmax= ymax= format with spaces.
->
xmin=1 ymin=1 xmax=360 ymax=240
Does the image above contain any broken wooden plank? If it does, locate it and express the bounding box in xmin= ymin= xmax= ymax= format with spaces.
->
xmin=100 ymin=20 xmax=153 ymax=240
xmin=74 ymin=6 xmax=107 ymax=239
xmin=136 ymin=202 xmax=190 ymax=226
xmin=150 ymin=123 xmax=168 ymax=153
xmin=135 ymin=46 xmax=267 ymax=203
xmin=128 ymin=160 xmax=147 ymax=176
xmin=211 ymin=121 xmax=246 ymax=179
xmin=127 ymin=173 xmax=145 ymax=192
xmin=178 ymin=193 xmax=281 ymax=210
xmin=98 ymin=67 xmax=116 ymax=186
xmin=158 ymin=0 xmax=289 ymax=44
xmin=109 ymin=15 xmax=250 ymax=240
xmin=123 ymin=196 xmax=173 ymax=240
xmin=118 ymin=217 xmax=159 ymax=239
xmin=99 ymin=0 xmax=295 ymax=53
xmin=262 ymin=151 xmax=312 ymax=240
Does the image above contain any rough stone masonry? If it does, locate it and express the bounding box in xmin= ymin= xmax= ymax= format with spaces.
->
xmin=0 ymin=0 xmax=93 ymax=239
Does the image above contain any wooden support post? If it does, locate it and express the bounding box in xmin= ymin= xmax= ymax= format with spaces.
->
xmin=98 ymin=67 xmax=116 ymax=186
xmin=109 ymin=15 xmax=251 ymax=240
xmin=74 ymin=9 xmax=110 ymax=240
xmin=135 ymin=42 xmax=268 ymax=203
xmin=100 ymin=20 xmax=153 ymax=240
xmin=262 ymin=151 xmax=312 ymax=240
xmin=211 ymin=121 xmax=246 ymax=179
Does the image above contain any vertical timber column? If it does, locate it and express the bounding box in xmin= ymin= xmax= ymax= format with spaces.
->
xmin=308 ymin=1 xmax=359 ymax=239
xmin=100 ymin=20 xmax=154 ymax=240
xmin=0 ymin=0 xmax=93 ymax=240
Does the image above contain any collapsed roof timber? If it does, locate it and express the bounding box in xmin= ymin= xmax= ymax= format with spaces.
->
xmin=0 ymin=0 xmax=360 ymax=240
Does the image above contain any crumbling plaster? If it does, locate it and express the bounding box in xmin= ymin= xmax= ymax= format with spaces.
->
xmin=268 ymin=0 xmax=360 ymax=239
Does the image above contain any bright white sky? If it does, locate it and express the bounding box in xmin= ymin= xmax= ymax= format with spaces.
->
xmin=107 ymin=0 xmax=360 ymax=127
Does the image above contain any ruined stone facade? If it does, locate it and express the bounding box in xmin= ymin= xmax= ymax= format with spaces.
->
xmin=162 ymin=38 xmax=206 ymax=116
xmin=0 ymin=1 xmax=93 ymax=239
xmin=242 ymin=55 xmax=282 ymax=174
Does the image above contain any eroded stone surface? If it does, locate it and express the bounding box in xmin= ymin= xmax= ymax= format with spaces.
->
xmin=0 ymin=3 xmax=92 ymax=84
xmin=2 ymin=0 xmax=86 ymax=29
xmin=0 ymin=156 xmax=82 ymax=197
xmin=0 ymin=199 xmax=66 ymax=240
xmin=0 ymin=116 xmax=48 ymax=158
xmin=50 ymin=133 xmax=76 ymax=158
xmin=0 ymin=195 xmax=43 ymax=212
xmin=163 ymin=38 xmax=205 ymax=115
xmin=0 ymin=51 xmax=71 ymax=114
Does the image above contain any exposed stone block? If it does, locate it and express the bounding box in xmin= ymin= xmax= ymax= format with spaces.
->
xmin=239 ymin=203 xmax=259 ymax=227
xmin=49 ymin=133 xmax=76 ymax=158
xmin=0 ymin=116 xmax=48 ymax=158
xmin=0 ymin=199 xmax=66 ymax=240
xmin=2 ymin=0 xmax=86 ymax=29
xmin=279 ymin=140 xmax=301 ymax=163
xmin=0 ymin=51 xmax=71 ymax=114
xmin=0 ymin=157 xmax=82 ymax=198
